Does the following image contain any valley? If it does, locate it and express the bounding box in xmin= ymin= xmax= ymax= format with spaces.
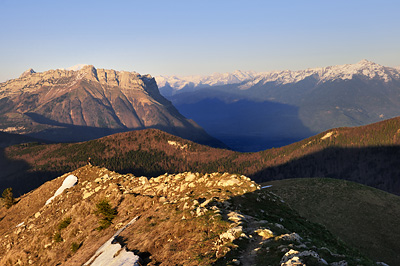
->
xmin=159 ymin=60 xmax=400 ymax=151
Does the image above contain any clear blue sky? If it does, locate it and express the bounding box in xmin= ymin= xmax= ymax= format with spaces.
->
xmin=1 ymin=0 xmax=399 ymax=82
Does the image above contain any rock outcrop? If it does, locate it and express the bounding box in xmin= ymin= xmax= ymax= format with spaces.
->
xmin=0 ymin=66 xmax=223 ymax=146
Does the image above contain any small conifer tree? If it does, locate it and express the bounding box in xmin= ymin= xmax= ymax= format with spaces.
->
xmin=94 ymin=199 xmax=117 ymax=230
xmin=2 ymin=188 xmax=15 ymax=209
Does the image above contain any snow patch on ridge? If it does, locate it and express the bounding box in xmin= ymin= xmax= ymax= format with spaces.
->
xmin=168 ymin=140 xmax=188 ymax=150
xmin=45 ymin=174 xmax=78 ymax=205
xmin=84 ymin=216 xmax=140 ymax=266
xmin=16 ymin=222 xmax=24 ymax=228
xmin=321 ymin=132 xmax=334 ymax=140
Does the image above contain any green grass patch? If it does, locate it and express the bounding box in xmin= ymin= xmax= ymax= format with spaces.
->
xmin=264 ymin=178 xmax=400 ymax=265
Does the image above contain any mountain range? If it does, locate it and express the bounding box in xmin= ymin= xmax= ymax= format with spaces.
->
xmin=1 ymin=87 xmax=400 ymax=264
xmin=0 ymin=65 xmax=223 ymax=147
xmin=156 ymin=70 xmax=259 ymax=96
xmin=158 ymin=60 xmax=400 ymax=151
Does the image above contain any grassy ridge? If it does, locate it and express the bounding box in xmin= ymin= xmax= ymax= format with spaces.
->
xmin=0 ymin=166 xmax=375 ymax=265
xmin=264 ymin=178 xmax=400 ymax=265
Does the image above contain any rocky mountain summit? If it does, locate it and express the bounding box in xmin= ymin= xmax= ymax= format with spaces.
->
xmin=0 ymin=165 xmax=376 ymax=265
xmin=0 ymin=66 xmax=222 ymax=146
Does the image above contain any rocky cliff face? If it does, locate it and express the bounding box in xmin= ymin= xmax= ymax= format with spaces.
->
xmin=0 ymin=166 xmax=375 ymax=265
xmin=0 ymin=66 xmax=222 ymax=146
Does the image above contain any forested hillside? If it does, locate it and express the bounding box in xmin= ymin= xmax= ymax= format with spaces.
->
xmin=4 ymin=116 xmax=400 ymax=195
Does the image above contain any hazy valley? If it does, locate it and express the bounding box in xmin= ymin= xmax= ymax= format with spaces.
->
xmin=158 ymin=60 xmax=400 ymax=151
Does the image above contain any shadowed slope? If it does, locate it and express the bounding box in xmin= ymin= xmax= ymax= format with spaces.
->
xmin=265 ymin=178 xmax=400 ymax=265
xmin=5 ymin=116 xmax=400 ymax=196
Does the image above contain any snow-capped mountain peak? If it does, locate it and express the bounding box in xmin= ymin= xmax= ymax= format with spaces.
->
xmin=317 ymin=59 xmax=398 ymax=82
xmin=237 ymin=60 xmax=399 ymax=90
xmin=155 ymin=70 xmax=257 ymax=92
xmin=157 ymin=61 xmax=400 ymax=94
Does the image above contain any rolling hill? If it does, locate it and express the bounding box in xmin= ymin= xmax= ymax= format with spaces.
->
xmin=3 ymin=116 xmax=400 ymax=196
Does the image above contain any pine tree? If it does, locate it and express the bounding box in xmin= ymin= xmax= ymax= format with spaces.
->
xmin=2 ymin=188 xmax=15 ymax=209
xmin=94 ymin=199 xmax=117 ymax=230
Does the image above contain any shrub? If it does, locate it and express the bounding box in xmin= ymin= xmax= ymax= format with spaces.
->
xmin=71 ymin=242 xmax=81 ymax=253
xmin=1 ymin=188 xmax=15 ymax=209
xmin=53 ymin=232 xmax=63 ymax=242
xmin=94 ymin=199 xmax=117 ymax=230
xmin=58 ymin=216 xmax=72 ymax=230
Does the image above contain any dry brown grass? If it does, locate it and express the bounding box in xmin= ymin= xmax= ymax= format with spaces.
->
xmin=0 ymin=165 xmax=258 ymax=265
xmin=0 ymin=165 xmax=375 ymax=265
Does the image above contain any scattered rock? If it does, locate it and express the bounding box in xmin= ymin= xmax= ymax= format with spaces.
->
xmin=185 ymin=173 xmax=196 ymax=182
xmin=280 ymin=249 xmax=328 ymax=266
xmin=82 ymin=191 xmax=94 ymax=199
xmin=255 ymin=228 xmax=274 ymax=240
xmin=220 ymin=226 xmax=243 ymax=242
xmin=278 ymin=233 xmax=303 ymax=242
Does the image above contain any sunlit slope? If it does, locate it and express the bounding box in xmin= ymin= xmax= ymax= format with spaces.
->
xmin=4 ymin=116 xmax=400 ymax=195
xmin=0 ymin=166 xmax=375 ymax=265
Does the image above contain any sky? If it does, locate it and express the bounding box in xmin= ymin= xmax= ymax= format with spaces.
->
xmin=1 ymin=0 xmax=399 ymax=82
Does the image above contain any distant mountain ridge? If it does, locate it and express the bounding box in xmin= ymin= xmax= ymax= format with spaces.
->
xmin=156 ymin=70 xmax=258 ymax=96
xmin=0 ymin=65 xmax=223 ymax=147
xmin=4 ymin=116 xmax=400 ymax=196
xmin=158 ymin=60 xmax=400 ymax=93
xmin=161 ymin=60 xmax=400 ymax=151
xmin=239 ymin=59 xmax=399 ymax=87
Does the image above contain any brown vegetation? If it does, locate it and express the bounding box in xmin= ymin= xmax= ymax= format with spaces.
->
xmin=5 ymin=116 xmax=400 ymax=196
xmin=0 ymin=165 xmax=374 ymax=265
